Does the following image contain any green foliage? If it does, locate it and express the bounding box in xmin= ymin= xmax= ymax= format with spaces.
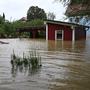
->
xmin=0 ymin=24 xmax=5 ymax=34
xmin=27 ymin=19 xmax=44 ymax=26
xmin=0 ymin=15 xmax=4 ymax=24
xmin=12 ymin=20 xmax=26 ymax=28
xmin=27 ymin=6 xmax=47 ymax=21
xmin=8 ymin=19 xmax=44 ymax=38
xmin=0 ymin=13 xmax=44 ymax=38
xmin=4 ymin=22 xmax=14 ymax=36
xmin=12 ymin=19 xmax=44 ymax=28
xmin=11 ymin=50 xmax=42 ymax=76
xmin=0 ymin=14 xmax=17 ymax=38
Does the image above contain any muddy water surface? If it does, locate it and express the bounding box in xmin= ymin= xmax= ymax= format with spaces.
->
xmin=0 ymin=38 xmax=90 ymax=90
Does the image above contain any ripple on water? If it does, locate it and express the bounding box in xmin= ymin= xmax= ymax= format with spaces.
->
xmin=0 ymin=38 xmax=90 ymax=90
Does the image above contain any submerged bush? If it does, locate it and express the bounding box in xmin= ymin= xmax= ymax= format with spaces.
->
xmin=11 ymin=50 xmax=42 ymax=76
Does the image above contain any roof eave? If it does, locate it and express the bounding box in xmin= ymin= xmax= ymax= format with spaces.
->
xmin=44 ymin=20 xmax=89 ymax=29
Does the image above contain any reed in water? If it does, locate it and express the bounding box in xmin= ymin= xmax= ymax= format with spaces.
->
xmin=10 ymin=50 xmax=42 ymax=76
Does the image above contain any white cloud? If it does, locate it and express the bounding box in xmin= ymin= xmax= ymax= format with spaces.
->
xmin=0 ymin=0 xmax=66 ymax=21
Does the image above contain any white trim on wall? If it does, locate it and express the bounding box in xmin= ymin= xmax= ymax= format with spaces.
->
xmin=55 ymin=30 xmax=64 ymax=40
xmin=72 ymin=26 xmax=75 ymax=42
xmin=55 ymin=30 xmax=57 ymax=40
xmin=62 ymin=30 xmax=64 ymax=41
xmin=46 ymin=24 xmax=48 ymax=40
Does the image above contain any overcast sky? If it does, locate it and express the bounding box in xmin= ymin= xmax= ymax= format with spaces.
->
xmin=0 ymin=0 xmax=66 ymax=21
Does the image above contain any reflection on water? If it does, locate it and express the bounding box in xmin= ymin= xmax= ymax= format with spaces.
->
xmin=0 ymin=38 xmax=90 ymax=90
xmin=47 ymin=40 xmax=86 ymax=52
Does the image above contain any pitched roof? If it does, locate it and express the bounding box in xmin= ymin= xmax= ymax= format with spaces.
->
xmin=16 ymin=25 xmax=45 ymax=32
xmin=44 ymin=20 xmax=89 ymax=28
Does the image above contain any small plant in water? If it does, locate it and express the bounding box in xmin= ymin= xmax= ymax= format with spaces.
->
xmin=11 ymin=50 xmax=42 ymax=76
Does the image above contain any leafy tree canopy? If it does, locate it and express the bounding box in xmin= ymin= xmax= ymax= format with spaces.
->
xmin=27 ymin=6 xmax=47 ymax=21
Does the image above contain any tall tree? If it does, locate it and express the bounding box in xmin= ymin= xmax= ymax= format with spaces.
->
xmin=56 ymin=0 xmax=90 ymax=25
xmin=0 ymin=15 xmax=4 ymax=24
xmin=27 ymin=6 xmax=47 ymax=21
xmin=47 ymin=12 xmax=56 ymax=20
xmin=3 ymin=13 xmax=5 ymax=21
xmin=56 ymin=0 xmax=90 ymax=16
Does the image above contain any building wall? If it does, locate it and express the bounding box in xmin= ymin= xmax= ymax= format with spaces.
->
xmin=63 ymin=27 xmax=72 ymax=41
xmin=47 ymin=23 xmax=72 ymax=41
xmin=75 ymin=27 xmax=86 ymax=40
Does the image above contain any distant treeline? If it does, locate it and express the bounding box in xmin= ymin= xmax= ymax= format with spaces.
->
xmin=0 ymin=15 xmax=44 ymax=38
xmin=0 ymin=6 xmax=56 ymax=38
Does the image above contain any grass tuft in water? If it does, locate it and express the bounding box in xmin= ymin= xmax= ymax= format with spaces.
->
xmin=10 ymin=50 xmax=42 ymax=76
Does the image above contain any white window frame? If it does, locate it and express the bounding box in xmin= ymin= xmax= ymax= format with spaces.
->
xmin=55 ymin=30 xmax=64 ymax=40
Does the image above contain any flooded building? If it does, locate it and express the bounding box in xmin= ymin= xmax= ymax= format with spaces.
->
xmin=17 ymin=20 xmax=89 ymax=41
xmin=44 ymin=20 xmax=89 ymax=41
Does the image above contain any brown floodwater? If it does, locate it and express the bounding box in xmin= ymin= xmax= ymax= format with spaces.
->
xmin=0 ymin=38 xmax=90 ymax=90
